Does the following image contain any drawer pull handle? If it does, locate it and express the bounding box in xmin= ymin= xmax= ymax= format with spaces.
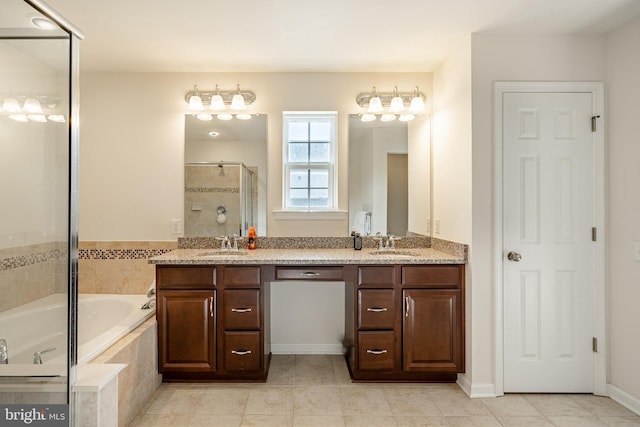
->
xmin=366 ymin=307 xmax=388 ymax=313
xmin=231 ymin=307 xmax=252 ymax=313
xmin=366 ymin=349 xmax=388 ymax=355
xmin=209 ymin=296 xmax=214 ymax=317
xmin=231 ymin=350 xmax=252 ymax=356
xmin=405 ymin=296 xmax=409 ymax=318
xmin=300 ymin=272 xmax=320 ymax=277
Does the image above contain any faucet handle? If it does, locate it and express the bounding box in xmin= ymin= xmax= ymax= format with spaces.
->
xmin=33 ymin=347 xmax=56 ymax=364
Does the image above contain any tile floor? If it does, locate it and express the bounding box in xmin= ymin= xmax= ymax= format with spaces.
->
xmin=129 ymin=355 xmax=640 ymax=427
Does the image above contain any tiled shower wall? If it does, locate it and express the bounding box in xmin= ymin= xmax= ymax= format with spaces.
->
xmin=0 ymin=242 xmax=67 ymax=312
xmin=78 ymin=241 xmax=176 ymax=294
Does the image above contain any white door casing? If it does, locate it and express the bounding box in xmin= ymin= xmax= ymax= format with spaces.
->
xmin=493 ymin=82 xmax=606 ymax=396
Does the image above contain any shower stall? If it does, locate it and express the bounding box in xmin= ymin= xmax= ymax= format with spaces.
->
xmin=0 ymin=0 xmax=81 ymax=423
xmin=184 ymin=161 xmax=257 ymax=237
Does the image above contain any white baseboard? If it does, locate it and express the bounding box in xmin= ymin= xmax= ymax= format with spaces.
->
xmin=456 ymin=374 xmax=496 ymax=398
xmin=608 ymin=384 xmax=640 ymax=416
xmin=271 ymin=344 xmax=344 ymax=355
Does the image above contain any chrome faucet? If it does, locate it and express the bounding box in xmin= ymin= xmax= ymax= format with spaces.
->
xmin=0 ymin=339 xmax=8 ymax=364
xmin=33 ymin=347 xmax=56 ymax=364
xmin=216 ymin=235 xmax=231 ymax=250
xmin=230 ymin=234 xmax=243 ymax=251
xmin=373 ymin=233 xmax=401 ymax=251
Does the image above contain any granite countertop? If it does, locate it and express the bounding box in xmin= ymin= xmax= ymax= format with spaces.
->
xmin=148 ymin=247 xmax=465 ymax=265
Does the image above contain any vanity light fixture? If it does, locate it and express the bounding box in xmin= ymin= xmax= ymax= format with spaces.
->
xmin=187 ymin=85 xmax=204 ymax=111
xmin=185 ymin=84 xmax=256 ymax=116
xmin=2 ymin=97 xmax=21 ymax=113
xmin=196 ymin=113 xmax=213 ymax=121
xmin=1 ymin=95 xmax=64 ymax=122
xmin=9 ymin=114 xmax=28 ymax=122
xmin=356 ymin=86 xmax=427 ymax=122
xmin=236 ymin=113 xmax=252 ymax=120
xmin=27 ymin=114 xmax=47 ymax=122
xmin=217 ymin=113 xmax=233 ymax=121
xmin=47 ymin=115 xmax=66 ymax=123
xmin=367 ymin=87 xmax=384 ymax=113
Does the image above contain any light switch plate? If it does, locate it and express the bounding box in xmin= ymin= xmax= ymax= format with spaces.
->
xmin=171 ymin=219 xmax=181 ymax=234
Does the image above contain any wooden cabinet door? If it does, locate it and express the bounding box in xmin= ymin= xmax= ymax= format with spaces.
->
xmin=403 ymin=289 xmax=463 ymax=372
xmin=158 ymin=289 xmax=215 ymax=372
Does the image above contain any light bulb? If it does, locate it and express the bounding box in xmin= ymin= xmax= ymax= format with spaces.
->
xmin=389 ymin=86 xmax=404 ymax=113
xmin=187 ymin=85 xmax=204 ymax=111
xmin=23 ymin=97 xmax=43 ymax=113
xmin=231 ymin=84 xmax=246 ymax=110
xmin=9 ymin=114 xmax=28 ymax=122
xmin=3 ymin=97 xmax=21 ymax=113
xmin=399 ymin=114 xmax=415 ymax=122
xmin=380 ymin=114 xmax=396 ymax=122
xmin=217 ymin=113 xmax=233 ymax=121
xmin=47 ymin=115 xmax=66 ymax=123
xmin=27 ymin=114 xmax=47 ymax=122
xmin=210 ymin=94 xmax=225 ymax=110
xmin=361 ymin=113 xmax=376 ymax=122
xmin=236 ymin=113 xmax=252 ymax=120
xmin=409 ymin=86 xmax=426 ymax=113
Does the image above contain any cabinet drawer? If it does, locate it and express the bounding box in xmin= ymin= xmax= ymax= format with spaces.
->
xmin=358 ymin=331 xmax=395 ymax=371
xmin=223 ymin=266 xmax=261 ymax=287
xmin=358 ymin=290 xmax=395 ymax=330
xmin=275 ymin=266 xmax=344 ymax=281
xmin=222 ymin=290 xmax=260 ymax=330
xmin=401 ymin=265 xmax=462 ymax=288
xmin=358 ymin=266 xmax=395 ymax=287
xmin=157 ymin=266 xmax=216 ymax=289
xmin=223 ymin=331 xmax=261 ymax=372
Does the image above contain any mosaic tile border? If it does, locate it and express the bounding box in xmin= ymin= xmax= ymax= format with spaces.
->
xmin=185 ymin=187 xmax=240 ymax=194
xmin=78 ymin=248 xmax=173 ymax=260
xmin=0 ymin=249 xmax=66 ymax=272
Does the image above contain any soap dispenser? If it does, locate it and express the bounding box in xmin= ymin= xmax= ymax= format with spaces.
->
xmin=247 ymin=226 xmax=257 ymax=250
xmin=351 ymin=227 xmax=362 ymax=250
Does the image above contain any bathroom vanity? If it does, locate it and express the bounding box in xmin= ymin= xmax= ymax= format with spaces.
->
xmin=150 ymin=245 xmax=465 ymax=383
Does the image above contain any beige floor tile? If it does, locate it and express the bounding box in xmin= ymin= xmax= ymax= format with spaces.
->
xmin=187 ymin=414 xmax=243 ymax=427
xmin=129 ymin=414 xmax=184 ymax=427
xmin=240 ymin=414 xmax=294 ymax=426
xmin=383 ymin=387 xmax=442 ymax=416
xmin=574 ymin=395 xmax=639 ymax=417
xmin=434 ymin=398 xmax=492 ymax=417
xmin=267 ymin=362 xmax=296 ymax=384
xmin=547 ymin=415 xmax=610 ymax=426
xmin=293 ymin=386 xmax=343 ymax=415
xmin=145 ymin=388 xmax=203 ymax=415
xmin=523 ymin=394 xmax=591 ymax=416
xmin=339 ymin=388 xmax=393 ymax=416
xmin=481 ymin=395 xmax=542 ymax=417
xmin=293 ymin=415 xmax=346 ymax=427
xmin=444 ymin=415 xmax=503 ymax=426
xmin=244 ymin=387 xmax=294 ymax=415
xmin=598 ymin=417 xmax=640 ymax=426
xmin=496 ymin=416 xmax=555 ymax=426
xmin=394 ymin=415 xmax=450 ymax=426
xmin=344 ymin=415 xmax=398 ymax=426
xmin=195 ymin=387 xmax=250 ymax=414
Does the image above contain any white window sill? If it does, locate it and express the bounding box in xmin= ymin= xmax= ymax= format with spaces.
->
xmin=272 ymin=210 xmax=348 ymax=221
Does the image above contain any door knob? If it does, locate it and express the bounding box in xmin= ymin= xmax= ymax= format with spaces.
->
xmin=507 ymin=251 xmax=522 ymax=262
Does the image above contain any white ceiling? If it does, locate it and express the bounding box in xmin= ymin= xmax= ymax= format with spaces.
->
xmin=18 ymin=0 xmax=640 ymax=72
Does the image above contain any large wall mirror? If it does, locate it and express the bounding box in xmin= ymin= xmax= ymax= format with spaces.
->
xmin=348 ymin=114 xmax=431 ymax=237
xmin=184 ymin=114 xmax=267 ymax=236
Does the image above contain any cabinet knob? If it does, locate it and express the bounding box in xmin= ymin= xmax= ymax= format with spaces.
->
xmin=366 ymin=349 xmax=388 ymax=355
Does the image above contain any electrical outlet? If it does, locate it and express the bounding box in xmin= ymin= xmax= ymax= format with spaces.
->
xmin=434 ymin=219 xmax=440 ymax=235
xmin=171 ymin=219 xmax=181 ymax=234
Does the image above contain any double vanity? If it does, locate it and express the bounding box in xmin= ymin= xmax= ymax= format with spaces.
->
xmin=149 ymin=238 xmax=466 ymax=383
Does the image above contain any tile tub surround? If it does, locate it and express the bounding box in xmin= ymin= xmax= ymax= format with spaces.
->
xmin=79 ymin=241 xmax=177 ymax=294
xmin=0 ymin=241 xmax=67 ymax=312
xmin=129 ymin=354 xmax=640 ymax=427
xmin=90 ymin=317 xmax=161 ymax=427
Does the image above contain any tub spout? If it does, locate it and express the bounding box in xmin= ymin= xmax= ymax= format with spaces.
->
xmin=0 ymin=339 xmax=7 ymax=364
xmin=33 ymin=347 xmax=56 ymax=364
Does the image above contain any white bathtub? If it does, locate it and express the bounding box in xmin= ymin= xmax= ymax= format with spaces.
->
xmin=0 ymin=293 xmax=155 ymax=376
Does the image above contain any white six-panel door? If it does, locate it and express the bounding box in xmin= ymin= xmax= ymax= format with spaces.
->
xmin=502 ymin=91 xmax=595 ymax=392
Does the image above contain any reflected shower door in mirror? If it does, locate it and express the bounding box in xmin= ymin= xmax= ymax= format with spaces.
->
xmin=184 ymin=114 xmax=267 ymax=236
xmin=348 ymin=114 xmax=431 ymax=237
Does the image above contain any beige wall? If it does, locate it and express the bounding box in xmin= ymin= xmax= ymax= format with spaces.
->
xmin=79 ymin=72 xmax=432 ymax=240
xmin=605 ymin=16 xmax=640 ymax=406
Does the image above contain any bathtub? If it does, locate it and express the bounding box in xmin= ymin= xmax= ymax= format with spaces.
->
xmin=0 ymin=293 xmax=155 ymax=376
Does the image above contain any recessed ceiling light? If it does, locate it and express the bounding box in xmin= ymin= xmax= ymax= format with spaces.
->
xmin=31 ymin=16 xmax=57 ymax=30
xmin=208 ymin=131 xmax=220 ymax=137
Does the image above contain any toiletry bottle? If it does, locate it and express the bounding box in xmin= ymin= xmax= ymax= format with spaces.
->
xmin=354 ymin=233 xmax=362 ymax=250
xmin=247 ymin=226 xmax=257 ymax=250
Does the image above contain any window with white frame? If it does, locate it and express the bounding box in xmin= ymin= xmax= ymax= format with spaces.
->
xmin=283 ymin=112 xmax=337 ymax=210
